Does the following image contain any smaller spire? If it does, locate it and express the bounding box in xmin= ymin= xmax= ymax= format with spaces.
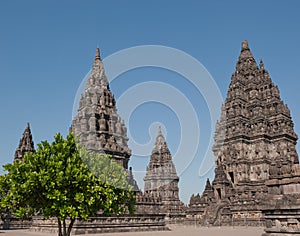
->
xmin=204 ymin=178 xmax=212 ymax=192
xmin=259 ymin=58 xmax=271 ymax=78
xmin=259 ymin=59 xmax=265 ymax=70
xmin=14 ymin=123 xmax=35 ymax=162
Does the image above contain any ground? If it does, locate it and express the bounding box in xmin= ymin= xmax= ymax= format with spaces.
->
xmin=0 ymin=226 xmax=264 ymax=236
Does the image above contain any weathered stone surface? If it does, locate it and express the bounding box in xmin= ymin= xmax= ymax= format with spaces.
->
xmin=188 ymin=40 xmax=299 ymax=227
xmin=262 ymin=164 xmax=300 ymax=235
xmin=14 ymin=123 xmax=35 ymax=161
xmin=135 ymin=191 xmax=164 ymax=215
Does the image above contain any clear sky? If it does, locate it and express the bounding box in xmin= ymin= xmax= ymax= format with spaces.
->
xmin=0 ymin=1 xmax=300 ymax=204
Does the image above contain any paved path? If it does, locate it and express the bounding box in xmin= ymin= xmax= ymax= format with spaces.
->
xmin=0 ymin=226 xmax=264 ymax=236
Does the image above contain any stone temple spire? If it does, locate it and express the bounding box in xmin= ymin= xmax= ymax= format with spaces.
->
xmin=150 ymin=126 xmax=172 ymax=160
xmin=235 ymin=40 xmax=258 ymax=76
xmin=200 ymin=40 xmax=299 ymax=226
xmin=144 ymin=127 xmax=185 ymax=219
xmin=71 ymin=48 xmax=131 ymax=169
xmin=14 ymin=123 xmax=35 ymax=161
xmin=86 ymin=48 xmax=109 ymax=90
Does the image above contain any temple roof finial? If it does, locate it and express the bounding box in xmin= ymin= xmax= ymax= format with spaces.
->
xmin=95 ymin=48 xmax=101 ymax=61
xmin=235 ymin=40 xmax=258 ymax=74
xmin=87 ymin=47 xmax=109 ymax=88
xmin=241 ymin=40 xmax=249 ymax=51
xmin=158 ymin=126 xmax=162 ymax=136
xmin=155 ymin=126 xmax=166 ymax=146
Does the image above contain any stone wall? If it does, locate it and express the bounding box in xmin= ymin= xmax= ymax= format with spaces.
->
xmin=263 ymin=207 xmax=300 ymax=236
xmin=30 ymin=215 xmax=169 ymax=235
xmin=0 ymin=216 xmax=32 ymax=230
xmin=262 ymin=164 xmax=300 ymax=235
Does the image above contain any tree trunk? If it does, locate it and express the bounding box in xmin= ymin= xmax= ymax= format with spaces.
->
xmin=3 ymin=214 xmax=10 ymax=230
xmin=57 ymin=219 xmax=62 ymax=236
xmin=58 ymin=218 xmax=75 ymax=236
xmin=63 ymin=219 xmax=67 ymax=236
xmin=67 ymin=218 xmax=75 ymax=236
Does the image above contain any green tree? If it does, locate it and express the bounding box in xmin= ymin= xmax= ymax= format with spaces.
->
xmin=0 ymin=174 xmax=11 ymax=229
xmin=0 ymin=133 xmax=135 ymax=236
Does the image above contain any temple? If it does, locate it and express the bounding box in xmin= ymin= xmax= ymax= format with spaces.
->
xmin=71 ymin=48 xmax=131 ymax=169
xmin=14 ymin=123 xmax=35 ymax=161
xmin=68 ymin=48 xmax=167 ymax=232
xmin=144 ymin=127 xmax=185 ymax=222
xmin=188 ymin=40 xmax=299 ymax=227
xmin=7 ymin=42 xmax=300 ymax=235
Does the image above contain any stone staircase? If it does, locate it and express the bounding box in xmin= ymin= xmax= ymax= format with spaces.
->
xmin=202 ymin=203 xmax=228 ymax=226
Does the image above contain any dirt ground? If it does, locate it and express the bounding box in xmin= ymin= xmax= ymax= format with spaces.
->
xmin=0 ymin=226 xmax=265 ymax=236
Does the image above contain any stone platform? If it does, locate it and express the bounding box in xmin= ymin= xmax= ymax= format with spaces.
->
xmin=30 ymin=215 xmax=168 ymax=235
xmin=263 ymin=207 xmax=300 ymax=236
xmin=0 ymin=226 xmax=264 ymax=236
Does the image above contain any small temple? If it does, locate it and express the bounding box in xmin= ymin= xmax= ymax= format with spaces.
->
xmin=144 ymin=127 xmax=186 ymax=222
xmin=14 ymin=123 xmax=35 ymax=161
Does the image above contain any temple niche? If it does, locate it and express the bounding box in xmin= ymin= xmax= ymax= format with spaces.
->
xmin=188 ymin=40 xmax=299 ymax=227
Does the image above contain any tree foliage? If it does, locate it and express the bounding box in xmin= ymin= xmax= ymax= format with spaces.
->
xmin=0 ymin=174 xmax=11 ymax=229
xmin=0 ymin=133 xmax=135 ymax=236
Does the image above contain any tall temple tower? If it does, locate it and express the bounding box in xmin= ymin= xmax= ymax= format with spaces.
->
xmin=190 ymin=40 xmax=299 ymax=226
xmin=144 ymin=127 xmax=185 ymax=220
xmin=71 ymin=48 xmax=131 ymax=169
xmin=14 ymin=123 xmax=35 ymax=161
xmin=213 ymin=39 xmax=298 ymax=200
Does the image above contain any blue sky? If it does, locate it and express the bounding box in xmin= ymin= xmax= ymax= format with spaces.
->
xmin=0 ymin=1 xmax=300 ymax=204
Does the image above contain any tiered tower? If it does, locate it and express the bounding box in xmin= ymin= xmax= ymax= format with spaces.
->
xmin=14 ymin=123 xmax=35 ymax=161
xmin=71 ymin=48 xmax=131 ymax=169
xmin=144 ymin=127 xmax=185 ymax=221
xmin=214 ymin=40 xmax=298 ymax=224
xmin=191 ymin=40 xmax=299 ymax=226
